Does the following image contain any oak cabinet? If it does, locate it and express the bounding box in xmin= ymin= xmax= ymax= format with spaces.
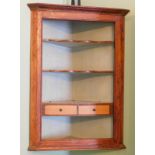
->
xmin=28 ymin=3 xmax=129 ymax=151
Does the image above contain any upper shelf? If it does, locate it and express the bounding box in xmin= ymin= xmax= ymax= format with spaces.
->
xmin=43 ymin=39 xmax=114 ymax=47
xmin=42 ymin=69 xmax=114 ymax=74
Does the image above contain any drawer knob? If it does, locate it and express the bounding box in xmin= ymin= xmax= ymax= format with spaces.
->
xmin=59 ymin=108 xmax=63 ymax=112
xmin=92 ymin=108 xmax=96 ymax=111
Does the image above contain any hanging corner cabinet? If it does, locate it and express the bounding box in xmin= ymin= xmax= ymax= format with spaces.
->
xmin=28 ymin=3 xmax=129 ymax=151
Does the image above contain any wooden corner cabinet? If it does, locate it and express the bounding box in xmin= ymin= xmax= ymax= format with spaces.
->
xmin=28 ymin=3 xmax=129 ymax=151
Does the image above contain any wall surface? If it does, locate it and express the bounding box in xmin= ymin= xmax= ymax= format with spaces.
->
xmin=20 ymin=0 xmax=135 ymax=155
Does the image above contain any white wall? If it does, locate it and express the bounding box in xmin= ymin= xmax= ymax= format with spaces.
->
xmin=21 ymin=0 xmax=134 ymax=155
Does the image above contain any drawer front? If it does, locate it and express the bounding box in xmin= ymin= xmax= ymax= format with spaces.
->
xmin=78 ymin=105 xmax=111 ymax=115
xmin=44 ymin=105 xmax=77 ymax=115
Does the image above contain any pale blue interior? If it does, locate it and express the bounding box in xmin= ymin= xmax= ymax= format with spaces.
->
xmin=41 ymin=19 xmax=114 ymax=139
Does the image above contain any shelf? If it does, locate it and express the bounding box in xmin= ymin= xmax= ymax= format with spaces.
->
xmin=42 ymin=69 xmax=114 ymax=74
xmin=43 ymin=136 xmax=82 ymax=140
xmin=43 ymin=38 xmax=114 ymax=47
xmin=43 ymin=100 xmax=112 ymax=105
xmin=42 ymin=101 xmax=112 ymax=116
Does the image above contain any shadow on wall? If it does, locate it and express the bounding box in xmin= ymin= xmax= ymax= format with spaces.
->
xmin=69 ymin=150 xmax=117 ymax=155
xmin=27 ymin=150 xmax=118 ymax=155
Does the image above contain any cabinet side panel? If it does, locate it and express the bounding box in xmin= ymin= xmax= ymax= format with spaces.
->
xmin=29 ymin=11 xmax=42 ymax=147
xmin=113 ymin=16 xmax=125 ymax=144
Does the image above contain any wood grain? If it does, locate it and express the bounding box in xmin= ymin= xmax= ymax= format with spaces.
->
xmin=28 ymin=3 xmax=129 ymax=16
xmin=28 ymin=138 xmax=126 ymax=150
xmin=29 ymin=10 xmax=42 ymax=147
xmin=113 ymin=16 xmax=125 ymax=145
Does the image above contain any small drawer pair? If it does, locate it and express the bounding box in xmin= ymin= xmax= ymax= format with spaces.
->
xmin=43 ymin=104 xmax=112 ymax=116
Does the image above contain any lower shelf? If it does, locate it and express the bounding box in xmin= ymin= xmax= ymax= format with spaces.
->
xmin=42 ymin=101 xmax=112 ymax=116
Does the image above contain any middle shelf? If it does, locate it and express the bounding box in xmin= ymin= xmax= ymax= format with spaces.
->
xmin=42 ymin=101 xmax=113 ymax=116
xmin=43 ymin=38 xmax=114 ymax=47
xmin=42 ymin=69 xmax=114 ymax=74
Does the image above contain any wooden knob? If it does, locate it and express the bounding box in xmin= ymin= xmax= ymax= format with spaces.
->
xmin=93 ymin=108 xmax=96 ymax=111
xmin=59 ymin=108 xmax=63 ymax=112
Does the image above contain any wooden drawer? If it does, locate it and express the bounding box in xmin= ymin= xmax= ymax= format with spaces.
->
xmin=78 ymin=104 xmax=111 ymax=115
xmin=43 ymin=105 xmax=77 ymax=116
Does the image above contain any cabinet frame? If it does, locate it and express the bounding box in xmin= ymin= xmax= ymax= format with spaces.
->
xmin=28 ymin=3 xmax=129 ymax=150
